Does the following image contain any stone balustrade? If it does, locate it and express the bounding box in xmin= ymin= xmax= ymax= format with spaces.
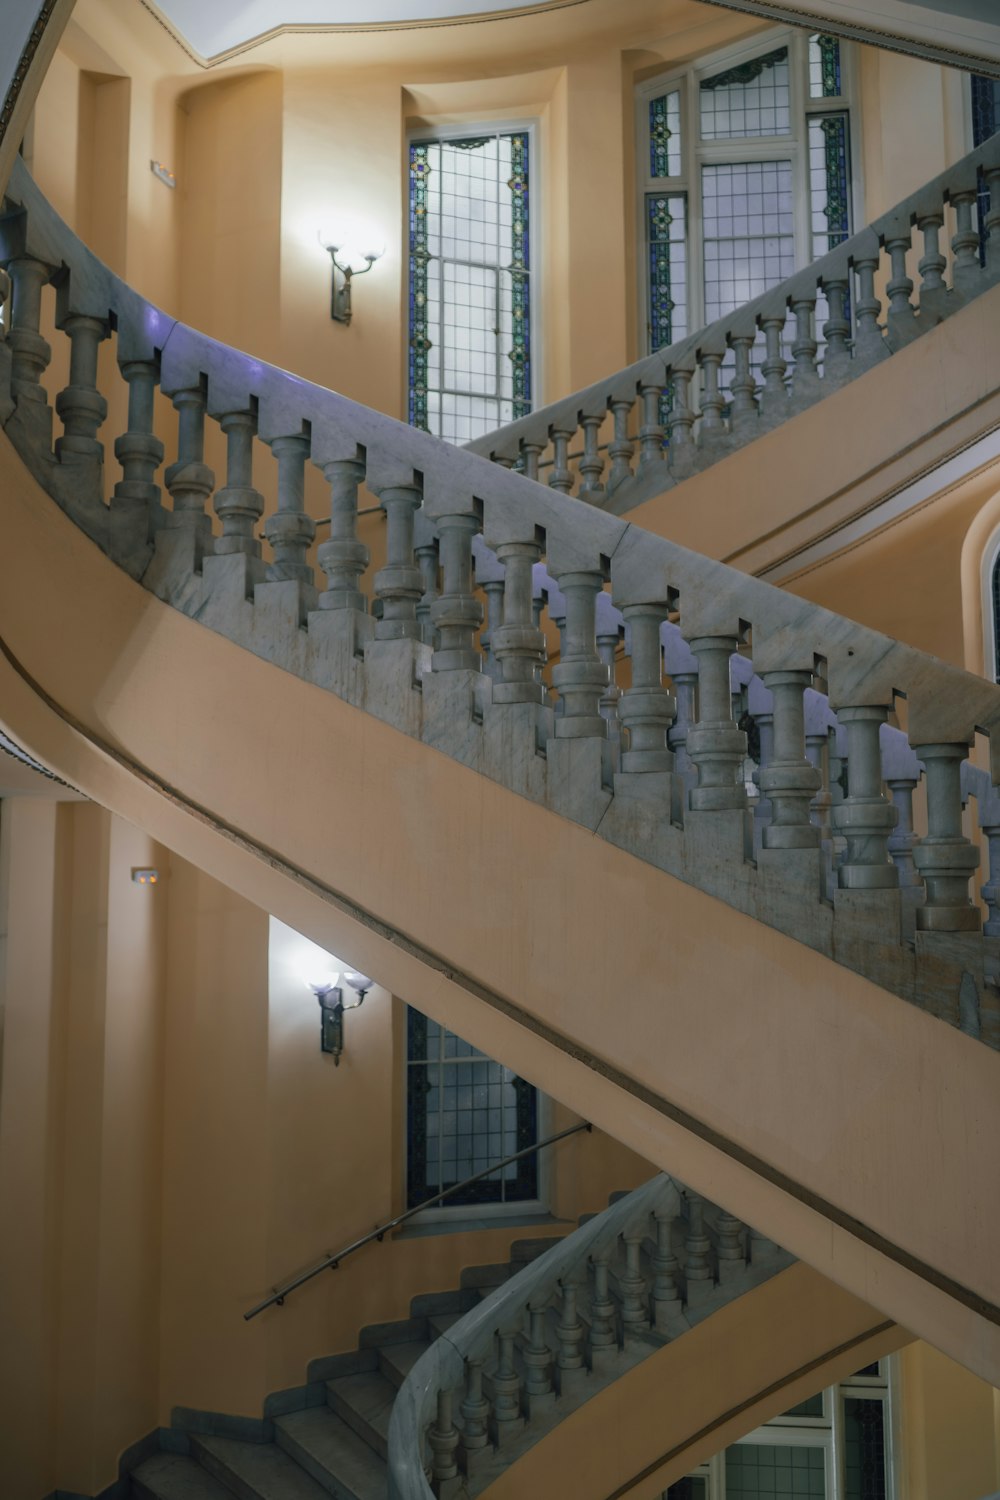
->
xmin=2 ymin=155 xmax=1000 ymax=1045
xmin=386 ymin=1173 xmax=792 ymax=1500
xmin=465 ymin=134 xmax=1000 ymax=515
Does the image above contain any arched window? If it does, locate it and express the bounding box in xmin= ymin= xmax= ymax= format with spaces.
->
xmin=636 ymin=30 xmax=858 ymax=358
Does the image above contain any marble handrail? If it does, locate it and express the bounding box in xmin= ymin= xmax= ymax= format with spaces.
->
xmin=386 ymin=1174 xmax=791 ymax=1500
xmin=2 ymin=154 xmax=1000 ymax=1045
xmin=465 ymin=133 xmax=1000 ymax=514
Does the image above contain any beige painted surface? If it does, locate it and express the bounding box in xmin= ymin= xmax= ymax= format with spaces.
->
xmin=0 ymin=438 xmax=997 ymax=1403
xmin=481 ymin=1265 xmax=906 ymax=1500
xmin=898 ymin=1342 xmax=1000 ymax=1500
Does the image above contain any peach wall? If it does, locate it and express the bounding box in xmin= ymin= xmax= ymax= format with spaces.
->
xmin=898 ymin=1342 xmax=1000 ymax=1500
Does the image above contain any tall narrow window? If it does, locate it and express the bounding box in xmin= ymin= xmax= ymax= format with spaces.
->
xmin=408 ymin=130 xmax=533 ymax=444
xmin=971 ymin=76 xmax=999 ymax=264
xmin=406 ymin=1007 xmax=540 ymax=1210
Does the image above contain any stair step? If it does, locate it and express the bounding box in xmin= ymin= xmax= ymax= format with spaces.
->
xmin=275 ymin=1407 xmax=387 ymax=1500
xmin=460 ymin=1262 xmax=511 ymax=1292
xmin=509 ymin=1236 xmax=563 ymax=1265
xmin=326 ymin=1370 xmax=396 ymax=1460
xmin=131 ymin=1452 xmax=233 ymax=1500
xmin=428 ymin=1310 xmax=462 ymax=1338
xmin=190 ymin=1433 xmax=331 ymax=1500
xmin=359 ymin=1315 xmax=427 ymax=1350
xmin=378 ymin=1337 xmax=432 ymax=1388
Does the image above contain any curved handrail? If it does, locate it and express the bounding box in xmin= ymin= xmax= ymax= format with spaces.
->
xmin=465 ymin=133 xmax=1000 ymax=509
xmin=243 ymin=1120 xmax=591 ymax=1321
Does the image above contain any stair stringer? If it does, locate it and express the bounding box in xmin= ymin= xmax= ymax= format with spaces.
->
xmin=0 ymin=435 xmax=997 ymax=1386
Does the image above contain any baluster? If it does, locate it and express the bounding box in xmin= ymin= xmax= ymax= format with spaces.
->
xmin=596 ymin=593 xmax=623 ymax=736
xmin=55 ymin=312 xmax=108 ymax=461
xmin=696 ymin=352 xmax=726 ymax=445
xmin=265 ymin=432 xmax=315 ymax=588
xmin=619 ymin=1225 xmax=650 ymax=1337
xmin=853 ymin=252 xmax=886 ymax=364
xmin=664 ymin=624 xmax=698 ymax=783
xmin=715 ymin=1209 xmax=745 ymax=1285
xmin=885 ymin=232 xmax=918 ymax=343
xmin=832 ymin=707 xmax=898 ymax=889
xmin=522 ymin=1302 xmax=555 ymax=1413
xmin=520 ymin=439 xmax=544 ymax=482
xmin=759 ymin=670 xmax=821 ymax=849
xmin=728 ymin=333 xmax=758 ymax=436
xmin=651 ymin=1202 xmax=681 ymax=1331
xmin=882 ymin=727 xmax=922 ymax=890
xmin=588 ymin=1249 xmax=618 ymax=1361
xmin=476 ymin=544 xmax=506 ymax=683
xmin=318 ymin=455 xmax=369 ymax=612
xmin=805 ymin=691 xmax=834 ymax=846
xmin=214 ymin=409 xmax=264 ymax=559
xmin=687 ymin=635 xmax=747 ymax=811
xmin=555 ymin=1278 xmax=586 ymax=1388
xmin=372 ymin=481 xmax=422 ymax=639
xmin=414 ymin=522 xmax=440 ymax=647
xmin=759 ymin=313 xmax=788 ymax=421
xmin=747 ymin=673 xmax=772 ymax=840
xmin=821 ymin=278 xmax=852 ymax=384
xmin=492 ymin=540 xmax=546 ymax=704
xmin=637 ymin=379 xmax=667 ymax=475
xmin=7 ymin=255 xmax=52 ymax=408
xmin=549 ymin=569 xmax=606 ymax=736
xmin=490 ymin=1330 xmax=523 ymax=1441
xmin=912 ymin=743 xmax=980 ymax=931
xmin=917 ymin=210 xmax=947 ymax=314
xmin=459 ymin=1356 xmax=491 ymax=1465
xmin=164 ymin=384 xmax=214 ymax=561
xmin=431 ymin=513 xmax=482 ymax=671
xmin=979 ymin=810 xmax=1000 ymax=938
xmin=548 ymin=425 xmax=574 ymax=495
xmin=984 ymin=162 xmax=1000 ymax=277
xmin=112 ymin=358 xmax=164 ymax=532
xmin=951 ymin=188 xmax=981 ymax=295
xmin=620 ymin=604 xmax=675 ymax=772
xmin=666 ymin=369 xmax=696 ymax=477
xmin=427 ymin=1388 xmax=460 ymax=1492
xmin=578 ymin=412 xmax=606 ymax=500
xmin=789 ymin=297 xmax=820 ymax=404
xmin=683 ymin=1193 xmax=713 ymax=1306
xmin=607 ymin=396 xmax=635 ymax=491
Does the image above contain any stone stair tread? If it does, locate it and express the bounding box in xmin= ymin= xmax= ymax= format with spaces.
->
xmin=326 ymin=1370 xmax=397 ymax=1459
xmin=378 ymin=1337 xmax=432 ymax=1387
xmin=131 ymin=1452 xmax=234 ymax=1500
xmin=275 ymin=1407 xmax=388 ymax=1500
xmin=428 ymin=1310 xmax=462 ymax=1338
xmin=191 ymin=1432 xmax=332 ymax=1500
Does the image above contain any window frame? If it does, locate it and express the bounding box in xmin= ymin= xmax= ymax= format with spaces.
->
xmin=404 ymin=117 xmax=542 ymax=442
xmin=634 ymin=27 xmax=864 ymax=358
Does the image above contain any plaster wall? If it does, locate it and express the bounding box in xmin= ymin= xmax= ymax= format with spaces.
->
xmin=897 ymin=1342 xmax=1000 ymax=1500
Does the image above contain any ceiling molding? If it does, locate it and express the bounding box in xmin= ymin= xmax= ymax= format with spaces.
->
xmin=136 ymin=0 xmax=596 ymax=69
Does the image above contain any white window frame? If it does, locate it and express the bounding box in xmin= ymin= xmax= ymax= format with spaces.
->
xmin=404 ymin=118 xmax=542 ymax=442
xmin=634 ymin=27 xmax=864 ymax=356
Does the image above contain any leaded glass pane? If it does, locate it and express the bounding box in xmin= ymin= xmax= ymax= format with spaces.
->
xmin=665 ymin=1481 xmax=708 ymax=1499
xmin=991 ymin=555 xmax=1000 ymax=682
xmin=972 ymin=73 xmax=1000 ymax=146
xmin=650 ymin=90 xmax=682 ymax=177
xmin=646 ymin=193 xmax=687 ymax=351
xmin=408 ymin=131 xmax=531 ymax=443
xmin=700 ymin=47 xmax=790 ymax=140
xmin=725 ymin=1443 xmax=826 ymax=1498
xmin=782 ymin=1392 xmax=824 ymax=1418
xmin=808 ymin=34 xmax=842 ymax=99
xmin=844 ymin=1397 xmax=887 ymax=1499
xmin=702 ymin=161 xmax=795 ymax=322
xmin=406 ymin=1007 xmax=539 ymax=1208
xmin=809 ymin=113 xmax=851 ymax=257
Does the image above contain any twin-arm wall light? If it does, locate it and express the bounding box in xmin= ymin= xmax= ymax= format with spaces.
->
xmin=306 ymin=971 xmax=373 ymax=1065
xmin=318 ymin=224 xmax=386 ymax=325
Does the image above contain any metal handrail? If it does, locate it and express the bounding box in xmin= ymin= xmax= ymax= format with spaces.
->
xmin=243 ymin=1120 xmax=592 ymax=1321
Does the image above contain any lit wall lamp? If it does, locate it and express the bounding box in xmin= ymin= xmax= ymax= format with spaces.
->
xmin=306 ymin=970 xmax=373 ymax=1064
xmin=317 ymin=226 xmax=385 ymax=325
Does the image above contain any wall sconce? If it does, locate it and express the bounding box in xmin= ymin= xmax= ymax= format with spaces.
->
xmin=306 ymin=971 xmax=373 ymax=1065
xmin=317 ymin=227 xmax=385 ymax=325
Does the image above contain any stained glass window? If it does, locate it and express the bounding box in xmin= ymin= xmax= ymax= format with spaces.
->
xmin=971 ymin=76 xmax=1000 ymax=266
xmin=844 ymin=1399 xmax=887 ymax=1499
xmin=647 ymin=193 xmax=687 ymax=350
xmin=408 ymin=131 xmax=532 ymax=444
xmin=726 ymin=1444 xmax=826 ymax=1498
xmin=700 ymin=47 xmax=791 ymax=140
xmin=991 ymin=553 xmax=1000 ymax=682
xmin=809 ymin=34 xmax=842 ymax=99
xmin=406 ymin=1007 xmax=539 ymax=1209
xmin=650 ymin=90 xmax=682 ymax=177
xmin=809 ymin=113 xmax=851 ymax=257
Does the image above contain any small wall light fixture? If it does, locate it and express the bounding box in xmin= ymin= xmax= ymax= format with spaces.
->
xmin=317 ymin=225 xmax=385 ymax=325
xmin=131 ymin=867 xmax=159 ymax=885
xmin=306 ymin=970 xmax=373 ymax=1064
